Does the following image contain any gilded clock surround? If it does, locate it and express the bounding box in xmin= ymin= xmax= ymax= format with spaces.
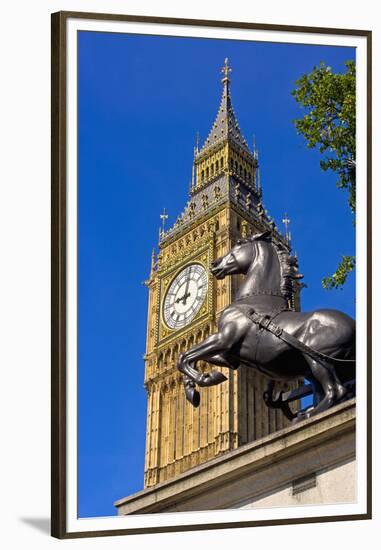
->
xmin=143 ymin=60 xmax=296 ymax=488
xmin=162 ymin=262 xmax=208 ymax=330
xmin=159 ymin=247 xmax=213 ymax=342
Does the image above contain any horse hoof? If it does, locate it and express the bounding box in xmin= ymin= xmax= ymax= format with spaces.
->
xmin=292 ymin=410 xmax=311 ymax=423
xmin=198 ymin=371 xmax=228 ymax=387
xmin=185 ymin=386 xmax=200 ymax=407
xmin=336 ymin=384 xmax=347 ymax=401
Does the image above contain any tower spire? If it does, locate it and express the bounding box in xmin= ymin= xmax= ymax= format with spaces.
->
xmin=199 ymin=59 xmax=250 ymax=154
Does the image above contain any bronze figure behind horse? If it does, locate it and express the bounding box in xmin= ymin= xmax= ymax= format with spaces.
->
xmin=177 ymin=230 xmax=355 ymax=421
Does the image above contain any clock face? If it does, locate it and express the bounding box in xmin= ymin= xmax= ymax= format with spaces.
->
xmin=163 ymin=264 xmax=208 ymax=329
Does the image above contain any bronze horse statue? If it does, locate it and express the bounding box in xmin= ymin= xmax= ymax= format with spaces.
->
xmin=177 ymin=231 xmax=355 ymax=421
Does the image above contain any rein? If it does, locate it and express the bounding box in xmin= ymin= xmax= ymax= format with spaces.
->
xmin=242 ymin=306 xmax=356 ymax=366
xmin=236 ymin=289 xmax=285 ymax=300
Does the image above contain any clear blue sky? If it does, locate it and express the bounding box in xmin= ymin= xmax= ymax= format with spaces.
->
xmin=78 ymin=31 xmax=355 ymax=518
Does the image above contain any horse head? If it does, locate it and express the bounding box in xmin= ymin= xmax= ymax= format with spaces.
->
xmin=210 ymin=230 xmax=272 ymax=280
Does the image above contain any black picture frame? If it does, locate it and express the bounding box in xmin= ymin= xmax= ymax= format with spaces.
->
xmin=51 ymin=10 xmax=372 ymax=539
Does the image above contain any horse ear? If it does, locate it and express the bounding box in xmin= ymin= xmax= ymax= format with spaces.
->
xmin=251 ymin=230 xmax=272 ymax=241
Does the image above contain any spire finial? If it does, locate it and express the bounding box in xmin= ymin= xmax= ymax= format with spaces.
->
xmin=221 ymin=57 xmax=232 ymax=84
xmin=159 ymin=207 xmax=168 ymax=238
xmin=253 ymin=135 xmax=258 ymax=160
xmin=257 ymin=166 xmax=261 ymax=194
xmin=150 ymin=248 xmax=156 ymax=275
xmin=194 ymin=131 xmax=200 ymax=156
xmin=282 ymin=213 xmax=291 ymax=242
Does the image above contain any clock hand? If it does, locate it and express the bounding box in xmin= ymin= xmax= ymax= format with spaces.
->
xmin=175 ymin=291 xmax=191 ymax=304
xmin=182 ymin=270 xmax=192 ymax=305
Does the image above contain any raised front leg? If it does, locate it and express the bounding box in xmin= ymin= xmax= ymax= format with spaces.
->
xmin=178 ymin=321 xmax=244 ymax=406
xmin=178 ymin=332 xmax=229 ymax=387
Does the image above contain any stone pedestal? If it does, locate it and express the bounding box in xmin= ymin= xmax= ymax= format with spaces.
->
xmin=114 ymin=399 xmax=356 ymax=514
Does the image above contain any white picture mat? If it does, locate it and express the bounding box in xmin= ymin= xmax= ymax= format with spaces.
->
xmin=66 ymin=16 xmax=368 ymax=534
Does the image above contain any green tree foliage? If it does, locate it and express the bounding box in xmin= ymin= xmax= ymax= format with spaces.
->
xmin=292 ymin=61 xmax=356 ymax=290
xmin=322 ymin=255 xmax=356 ymax=290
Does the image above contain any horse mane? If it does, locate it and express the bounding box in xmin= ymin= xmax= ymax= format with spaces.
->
xmin=244 ymin=231 xmax=304 ymax=300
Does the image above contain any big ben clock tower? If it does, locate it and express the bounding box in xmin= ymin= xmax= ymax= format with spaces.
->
xmin=143 ymin=60 xmax=293 ymax=488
